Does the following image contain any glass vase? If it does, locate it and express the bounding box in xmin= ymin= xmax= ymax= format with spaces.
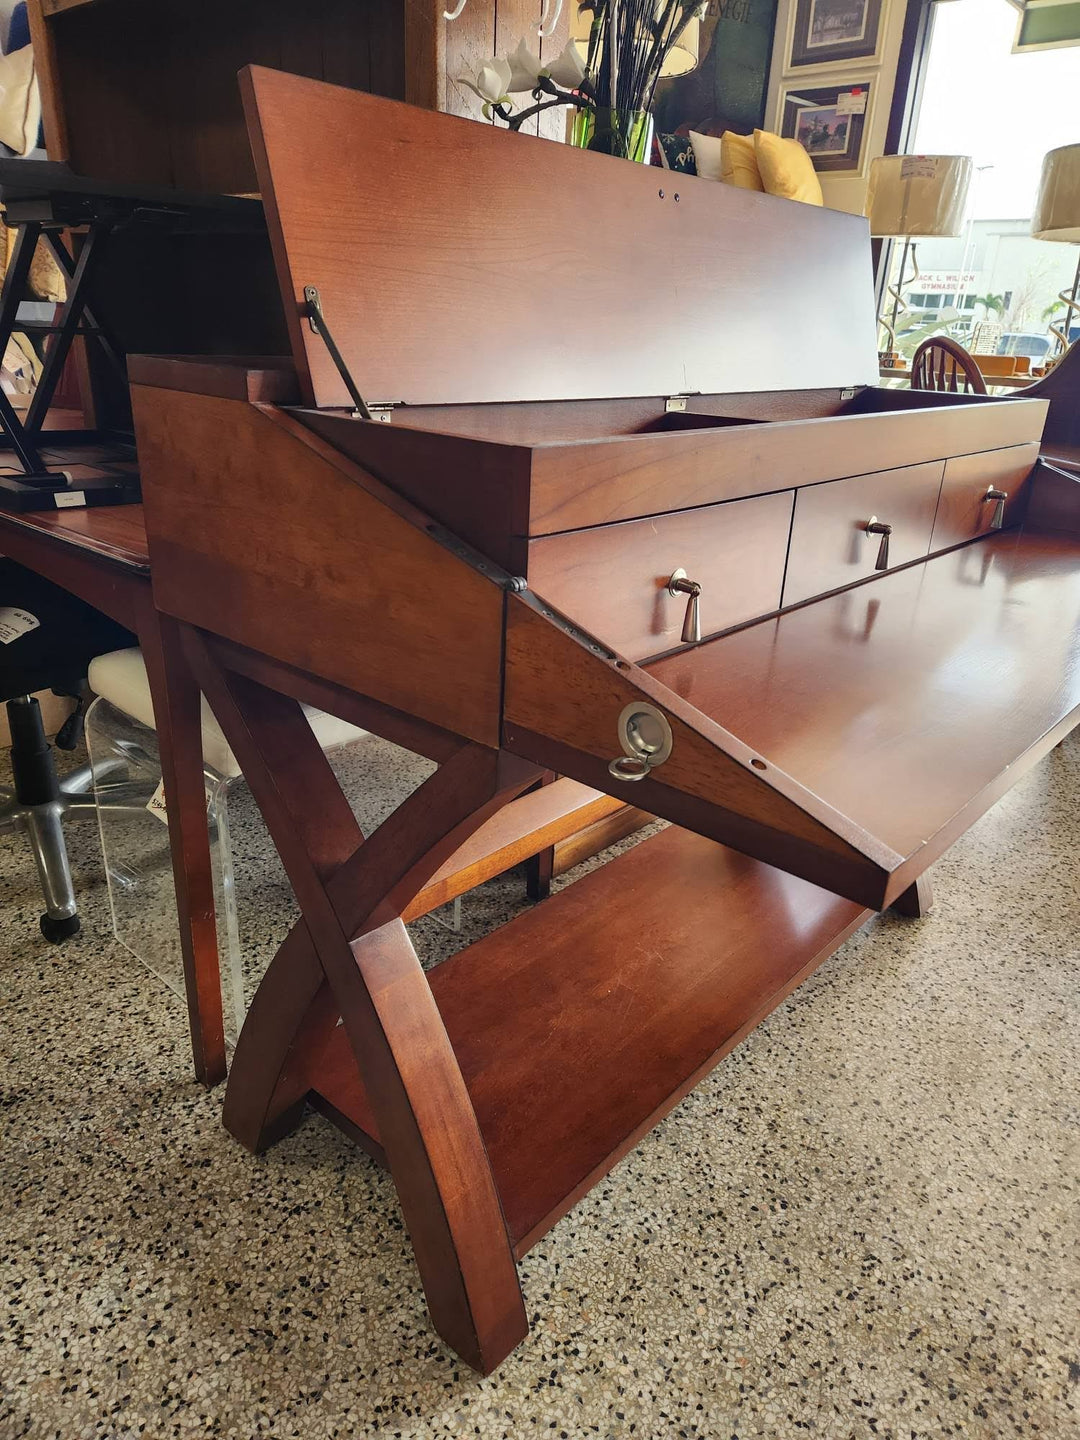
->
xmin=570 ymin=107 xmax=655 ymax=164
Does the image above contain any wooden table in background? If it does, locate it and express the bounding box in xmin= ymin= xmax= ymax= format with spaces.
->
xmin=878 ymin=365 xmax=1036 ymax=391
xmin=0 ymin=501 xmax=226 ymax=1084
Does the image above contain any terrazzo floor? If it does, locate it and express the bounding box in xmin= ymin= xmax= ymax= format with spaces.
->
xmin=1 ymin=730 xmax=1078 ymax=1440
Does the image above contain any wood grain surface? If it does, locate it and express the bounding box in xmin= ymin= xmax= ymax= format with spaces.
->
xmin=528 ymin=491 xmax=794 ymax=660
xmin=782 ymin=461 xmax=943 ymax=608
xmin=502 ymin=592 xmax=899 ymax=906
xmin=311 ymin=825 xmax=870 ymax=1253
xmin=525 ymin=402 xmax=1046 ymax=535
xmin=649 ymin=530 xmax=1080 ymax=884
xmin=241 ymin=64 xmax=880 ymax=409
xmin=929 ymin=443 xmax=1040 ymax=551
xmin=132 ymin=385 xmax=506 ymax=746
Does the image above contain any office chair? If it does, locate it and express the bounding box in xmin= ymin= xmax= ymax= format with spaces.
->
xmin=0 ymin=558 xmax=133 ymax=940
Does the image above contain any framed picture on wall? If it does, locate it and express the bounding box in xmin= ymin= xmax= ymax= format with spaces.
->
xmin=779 ymin=80 xmax=872 ymax=172
xmin=788 ymin=0 xmax=883 ymax=68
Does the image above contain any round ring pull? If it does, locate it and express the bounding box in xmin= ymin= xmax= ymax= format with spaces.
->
xmin=608 ymin=702 xmax=674 ymax=782
xmin=608 ymin=754 xmax=652 ymax=782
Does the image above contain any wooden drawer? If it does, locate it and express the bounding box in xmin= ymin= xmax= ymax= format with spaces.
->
xmin=782 ymin=461 xmax=944 ymax=608
xmin=929 ymin=443 xmax=1040 ymax=553
xmin=526 ymin=490 xmax=794 ymax=661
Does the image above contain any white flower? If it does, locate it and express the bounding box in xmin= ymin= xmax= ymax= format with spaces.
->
xmin=545 ymin=39 xmax=586 ymax=89
xmin=506 ymin=37 xmax=544 ymax=92
xmin=456 ymin=56 xmax=513 ymax=105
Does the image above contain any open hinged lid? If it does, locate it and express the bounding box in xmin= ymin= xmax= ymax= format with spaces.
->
xmin=240 ymin=65 xmax=880 ymax=412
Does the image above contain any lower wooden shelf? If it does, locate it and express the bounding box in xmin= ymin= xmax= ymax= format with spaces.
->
xmin=308 ymin=826 xmax=869 ymax=1256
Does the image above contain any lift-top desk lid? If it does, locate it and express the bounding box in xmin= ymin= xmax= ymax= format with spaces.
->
xmin=240 ymin=64 xmax=880 ymax=412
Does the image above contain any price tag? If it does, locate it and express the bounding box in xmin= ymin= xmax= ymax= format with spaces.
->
xmin=146 ymin=778 xmax=169 ymax=825
xmin=0 ymin=607 xmax=40 ymax=644
xmin=836 ymin=89 xmax=866 ymax=116
xmin=901 ymin=156 xmax=940 ymax=181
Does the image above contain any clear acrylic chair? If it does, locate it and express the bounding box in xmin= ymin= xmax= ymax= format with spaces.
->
xmin=85 ymin=648 xmax=368 ymax=1044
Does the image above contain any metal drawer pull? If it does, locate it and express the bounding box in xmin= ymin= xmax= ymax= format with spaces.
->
xmin=984 ymin=487 xmax=1008 ymax=530
xmin=667 ymin=567 xmax=702 ymax=643
xmin=864 ymin=516 xmax=893 ymax=571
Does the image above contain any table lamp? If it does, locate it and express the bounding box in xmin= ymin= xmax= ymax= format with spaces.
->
xmin=1031 ymin=143 xmax=1080 ymax=357
xmin=570 ymin=2 xmax=701 ymax=76
xmin=865 ymin=154 xmax=973 ymax=363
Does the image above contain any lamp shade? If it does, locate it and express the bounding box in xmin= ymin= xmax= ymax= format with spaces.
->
xmin=864 ymin=154 xmax=973 ymax=239
xmin=1031 ymin=143 xmax=1080 ymax=242
xmin=571 ymin=6 xmax=701 ymax=79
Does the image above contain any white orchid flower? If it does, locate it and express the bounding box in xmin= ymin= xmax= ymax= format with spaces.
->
xmin=507 ymin=37 xmax=544 ymax=92
xmin=456 ymin=56 xmax=513 ymax=106
xmin=545 ymin=38 xmax=586 ymax=88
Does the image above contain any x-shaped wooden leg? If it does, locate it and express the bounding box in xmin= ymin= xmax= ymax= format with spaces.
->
xmin=181 ymin=627 xmax=536 ymax=1372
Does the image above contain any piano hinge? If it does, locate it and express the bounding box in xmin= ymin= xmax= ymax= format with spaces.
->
xmin=304 ymin=284 xmax=384 ymax=422
xmin=424 ymin=521 xmax=527 ymax=593
xmin=665 ymin=395 xmax=688 ymax=412
xmin=841 ymin=387 xmax=856 ymax=400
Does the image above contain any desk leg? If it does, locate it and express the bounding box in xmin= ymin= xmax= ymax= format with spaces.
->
xmin=183 ymin=627 xmax=531 ymax=1372
xmin=891 ymin=872 xmax=934 ymax=919
xmin=138 ymin=604 xmax=227 ymax=1086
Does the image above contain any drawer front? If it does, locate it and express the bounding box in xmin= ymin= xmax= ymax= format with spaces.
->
xmin=527 ymin=490 xmax=794 ymax=661
xmin=929 ymin=443 xmax=1040 ymax=553
xmin=782 ymin=461 xmax=944 ymax=608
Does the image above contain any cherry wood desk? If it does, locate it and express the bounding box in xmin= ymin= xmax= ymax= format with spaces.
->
xmin=0 ymin=501 xmax=226 ymax=1085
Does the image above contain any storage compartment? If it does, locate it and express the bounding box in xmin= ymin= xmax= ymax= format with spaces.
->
xmin=527 ymin=491 xmax=794 ymax=660
xmin=298 ymin=391 xmax=1048 ymax=569
xmin=929 ymin=443 xmax=1040 ymax=552
xmin=782 ymin=461 xmax=944 ymax=607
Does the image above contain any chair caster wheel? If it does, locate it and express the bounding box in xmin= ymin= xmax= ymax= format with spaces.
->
xmin=40 ymin=913 xmax=80 ymax=943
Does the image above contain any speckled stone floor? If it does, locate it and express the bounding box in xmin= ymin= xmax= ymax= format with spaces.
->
xmin=1 ymin=731 xmax=1078 ymax=1440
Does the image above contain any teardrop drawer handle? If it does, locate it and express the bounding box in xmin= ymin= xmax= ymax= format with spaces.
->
xmin=865 ymin=516 xmax=893 ymax=571
xmin=667 ymin=568 xmax=702 ymax=643
xmin=984 ymin=487 xmax=1008 ymax=530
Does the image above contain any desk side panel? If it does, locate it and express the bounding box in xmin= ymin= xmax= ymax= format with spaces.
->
xmin=502 ymin=594 xmax=898 ymax=908
xmin=131 ymin=385 xmax=505 ymax=747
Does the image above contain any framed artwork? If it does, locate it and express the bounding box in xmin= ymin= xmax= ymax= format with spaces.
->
xmin=788 ymin=0 xmax=883 ymax=68
xmin=779 ymin=80 xmax=872 ymax=173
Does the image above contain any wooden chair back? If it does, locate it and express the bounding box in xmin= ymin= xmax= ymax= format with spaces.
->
xmin=911 ymin=336 xmax=988 ymax=395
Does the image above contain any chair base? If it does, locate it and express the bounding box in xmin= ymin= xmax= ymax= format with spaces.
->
xmin=0 ymin=772 xmax=96 ymax=938
xmin=0 ymin=696 xmax=131 ymax=942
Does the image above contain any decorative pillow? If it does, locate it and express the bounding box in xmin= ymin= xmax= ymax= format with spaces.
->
xmin=753 ymin=129 xmax=823 ymax=206
xmin=654 ymin=132 xmax=697 ymax=174
xmin=688 ymin=129 xmax=724 ymax=182
xmin=719 ymin=131 xmax=763 ymax=190
xmin=0 ymin=45 xmax=39 ymax=157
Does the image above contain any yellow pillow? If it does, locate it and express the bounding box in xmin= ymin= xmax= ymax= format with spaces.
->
xmin=753 ymin=129 xmax=823 ymax=207
xmin=719 ymin=131 xmax=763 ymax=191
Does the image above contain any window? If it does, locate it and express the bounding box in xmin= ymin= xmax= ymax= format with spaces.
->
xmin=884 ymin=0 xmax=1080 ymax=361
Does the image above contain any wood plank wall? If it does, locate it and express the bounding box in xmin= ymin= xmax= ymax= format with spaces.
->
xmin=444 ymin=0 xmax=571 ymax=140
